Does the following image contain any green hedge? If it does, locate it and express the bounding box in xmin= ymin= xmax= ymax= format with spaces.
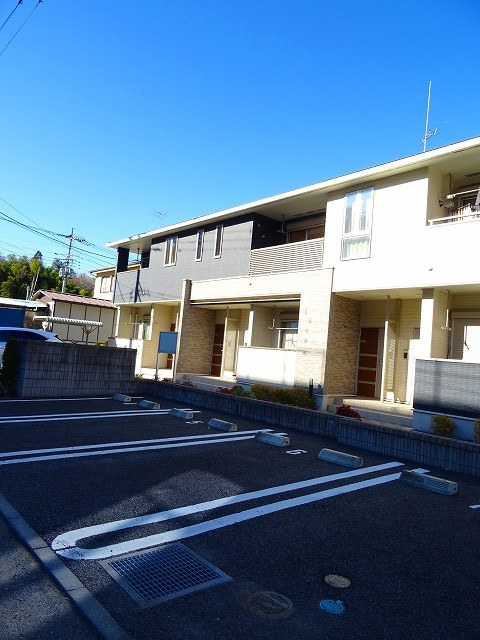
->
xmin=249 ymin=383 xmax=316 ymax=409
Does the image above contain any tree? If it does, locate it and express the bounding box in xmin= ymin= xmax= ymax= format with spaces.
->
xmin=0 ymin=253 xmax=94 ymax=299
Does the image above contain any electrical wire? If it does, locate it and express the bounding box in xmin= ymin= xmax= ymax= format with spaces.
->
xmin=0 ymin=0 xmax=23 ymax=34
xmin=0 ymin=211 xmax=116 ymax=263
xmin=0 ymin=0 xmax=43 ymax=60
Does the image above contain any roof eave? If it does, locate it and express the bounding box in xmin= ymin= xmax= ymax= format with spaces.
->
xmin=107 ymin=135 xmax=480 ymax=250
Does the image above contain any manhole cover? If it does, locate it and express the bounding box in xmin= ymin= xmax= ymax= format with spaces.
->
xmin=100 ymin=543 xmax=231 ymax=608
xmin=320 ymin=599 xmax=345 ymax=614
xmin=239 ymin=590 xmax=294 ymax=619
xmin=324 ymin=574 xmax=351 ymax=588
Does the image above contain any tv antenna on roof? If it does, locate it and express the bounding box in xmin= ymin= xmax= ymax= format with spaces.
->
xmin=420 ymin=81 xmax=438 ymax=152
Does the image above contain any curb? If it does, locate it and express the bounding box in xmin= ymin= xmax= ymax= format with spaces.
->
xmin=0 ymin=494 xmax=131 ymax=640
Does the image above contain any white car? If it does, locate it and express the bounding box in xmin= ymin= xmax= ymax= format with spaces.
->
xmin=0 ymin=327 xmax=62 ymax=362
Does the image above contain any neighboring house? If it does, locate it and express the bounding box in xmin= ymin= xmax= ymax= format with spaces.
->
xmin=90 ymin=263 xmax=140 ymax=302
xmin=90 ymin=267 xmax=116 ymax=301
xmin=0 ymin=297 xmax=48 ymax=327
xmin=31 ymin=290 xmax=118 ymax=345
xmin=107 ymin=136 xmax=480 ymax=416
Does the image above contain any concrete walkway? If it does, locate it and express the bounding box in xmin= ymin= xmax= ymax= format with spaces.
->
xmin=0 ymin=515 xmax=99 ymax=640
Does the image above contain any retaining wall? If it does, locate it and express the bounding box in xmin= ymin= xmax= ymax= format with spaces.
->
xmin=136 ymin=380 xmax=480 ymax=477
xmin=15 ymin=342 xmax=137 ymax=398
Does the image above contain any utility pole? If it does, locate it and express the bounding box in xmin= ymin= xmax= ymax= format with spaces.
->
xmin=61 ymin=229 xmax=74 ymax=293
xmin=61 ymin=229 xmax=85 ymax=292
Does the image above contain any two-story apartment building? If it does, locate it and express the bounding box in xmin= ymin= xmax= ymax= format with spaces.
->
xmin=107 ymin=136 xmax=480 ymax=410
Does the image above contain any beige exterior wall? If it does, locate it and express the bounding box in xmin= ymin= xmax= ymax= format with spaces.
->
xmin=324 ymin=295 xmax=361 ymax=396
xmin=141 ymin=304 xmax=179 ymax=368
xmin=451 ymin=293 xmax=480 ymax=311
xmin=191 ymin=270 xmax=310 ymax=302
xmin=393 ymin=299 xmax=421 ymax=401
xmin=431 ymin=290 xmax=449 ymax=359
xmin=323 ymin=168 xmax=480 ymax=294
xmin=250 ymin=305 xmax=276 ymax=348
xmin=176 ymin=280 xmax=215 ymax=375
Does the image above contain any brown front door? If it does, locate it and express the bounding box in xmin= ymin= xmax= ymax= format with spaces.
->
xmin=357 ymin=327 xmax=380 ymax=398
xmin=211 ymin=324 xmax=224 ymax=377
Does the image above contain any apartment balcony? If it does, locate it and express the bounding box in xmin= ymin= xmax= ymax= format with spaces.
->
xmin=428 ymin=205 xmax=480 ymax=226
xmin=249 ymin=237 xmax=324 ymax=276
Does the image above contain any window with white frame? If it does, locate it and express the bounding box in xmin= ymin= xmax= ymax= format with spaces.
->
xmin=195 ymin=229 xmax=204 ymax=261
xmin=279 ymin=321 xmax=298 ymax=350
xmin=100 ymin=275 xmax=113 ymax=293
xmin=164 ymin=236 xmax=178 ymax=266
xmin=341 ymin=188 xmax=374 ymax=259
xmin=214 ymin=225 xmax=223 ymax=258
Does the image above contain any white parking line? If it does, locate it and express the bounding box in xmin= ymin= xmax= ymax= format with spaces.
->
xmin=0 ymin=397 xmax=120 ymax=403
xmin=0 ymin=431 xmax=269 ymax=465
xmin=0 ymin=429 xmax=270 ymax=459
xmin=52 ymin=462 xmax=404 ymax=560
xmin=0 ymin=409 xmax=171 ymax=424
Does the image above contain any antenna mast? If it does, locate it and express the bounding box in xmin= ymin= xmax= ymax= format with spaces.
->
xmin=421 ymin=81 xmax=438 ymax=152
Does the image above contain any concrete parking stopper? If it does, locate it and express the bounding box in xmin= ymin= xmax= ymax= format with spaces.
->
xmin=255 ymin=432 xmax=290 ymax=447
xmin=112 ymin=393 xmax=132 ymax=403
xmin=318 ymin=448 xmax=363 ymax=468
xmin=169 ymin=408 xmax=194 ymax=420
xmin=400 ymin=470 xmax=457 ymax=495
xmin=207 ymin=418 xmax=237 ymax=432
xmin=138 ymin=399 xmax=160 ymax=410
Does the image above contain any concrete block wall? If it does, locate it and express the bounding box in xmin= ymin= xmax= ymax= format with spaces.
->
xmin=16 ymin=342 xmax=136 ymax=398
xmin=136 ymin=379 xmax=480 ymax=477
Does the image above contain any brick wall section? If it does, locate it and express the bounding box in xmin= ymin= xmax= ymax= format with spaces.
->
xmin=15 ymin=342 xmax=136 ymax=398
xmin=136 ymin=380 xmax=480 ymax=477
xmin=294 ymin=270 xmax=333 ymax=387
xmin=175 ymin=280 xmax=215 ymax=375
xmin=324 ymin=295 xmax=361 ymax=395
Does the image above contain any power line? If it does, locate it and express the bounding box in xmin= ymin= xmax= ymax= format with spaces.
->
xmin=0 ymin=0 xmax=43 ymax=60
xmin=0 ymin=209 xmax=115 ymax=258
xmin=0 ymin=0 xmax=23 ymax=34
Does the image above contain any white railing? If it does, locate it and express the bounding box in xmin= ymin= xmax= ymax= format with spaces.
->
xmin=428 ymin=206 xmax=480 ymax=226
xmin=249 ymin=238 xmax=324 ymax=275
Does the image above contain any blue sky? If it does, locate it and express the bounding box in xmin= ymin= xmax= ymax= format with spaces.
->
xmin=0 ymin=0 xmax=479 ymax=275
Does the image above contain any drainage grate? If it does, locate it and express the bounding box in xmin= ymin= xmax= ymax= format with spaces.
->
xmin=100 ymin=543 xmax=232 ymax=608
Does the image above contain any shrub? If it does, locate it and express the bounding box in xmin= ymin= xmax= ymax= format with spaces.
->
xmin=473 ymin=418 xmax=480 ymax=444
xmin=217 ymin=386 xmax=234 ymax=394
xmin=248 ymin=384 xmax=272 ymax=401
xmin=248 ymin=383 xmax=316 ymax=409
xmin=335 ymin=404 xmax=362 ymax=420
xmin=430 ymin=414 xmax=455 ymax=438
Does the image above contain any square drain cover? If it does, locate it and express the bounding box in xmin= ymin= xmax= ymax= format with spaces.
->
xmin=100 ymin=543 xmax=232 ymax=607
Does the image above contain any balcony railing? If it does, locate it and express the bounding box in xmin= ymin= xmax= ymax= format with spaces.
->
xmin=428 ymin=205 xmax=480 ymax=226
xmin=249 ymin=238 xmax=324 ymax=275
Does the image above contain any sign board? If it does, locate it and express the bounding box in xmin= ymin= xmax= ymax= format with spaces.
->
xmin=158 ymin=331 xmax=178 ymax=354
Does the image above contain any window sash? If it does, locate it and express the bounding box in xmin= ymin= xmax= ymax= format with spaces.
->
xmin=195 ymin=230 xmax=204 ymax=261
xmin=342 ymin=188 xmax=373 ymax=259
xmin=214 ymin=225 xmax=223 ymax=258
xmin=100 ymin=276 xmax=112 ymax=293
xmin=164 ymin=237 xmax=178 ymax=266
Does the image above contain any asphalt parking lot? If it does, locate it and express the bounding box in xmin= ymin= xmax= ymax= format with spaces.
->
xmin=0 ymin=396 xmax=480 ymax=640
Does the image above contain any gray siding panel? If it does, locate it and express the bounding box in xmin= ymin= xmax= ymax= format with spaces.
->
xmin=413 ymin=358 xmax=480 ymax=418
xmin=114 ymin=220 xmax=254 ymax=304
